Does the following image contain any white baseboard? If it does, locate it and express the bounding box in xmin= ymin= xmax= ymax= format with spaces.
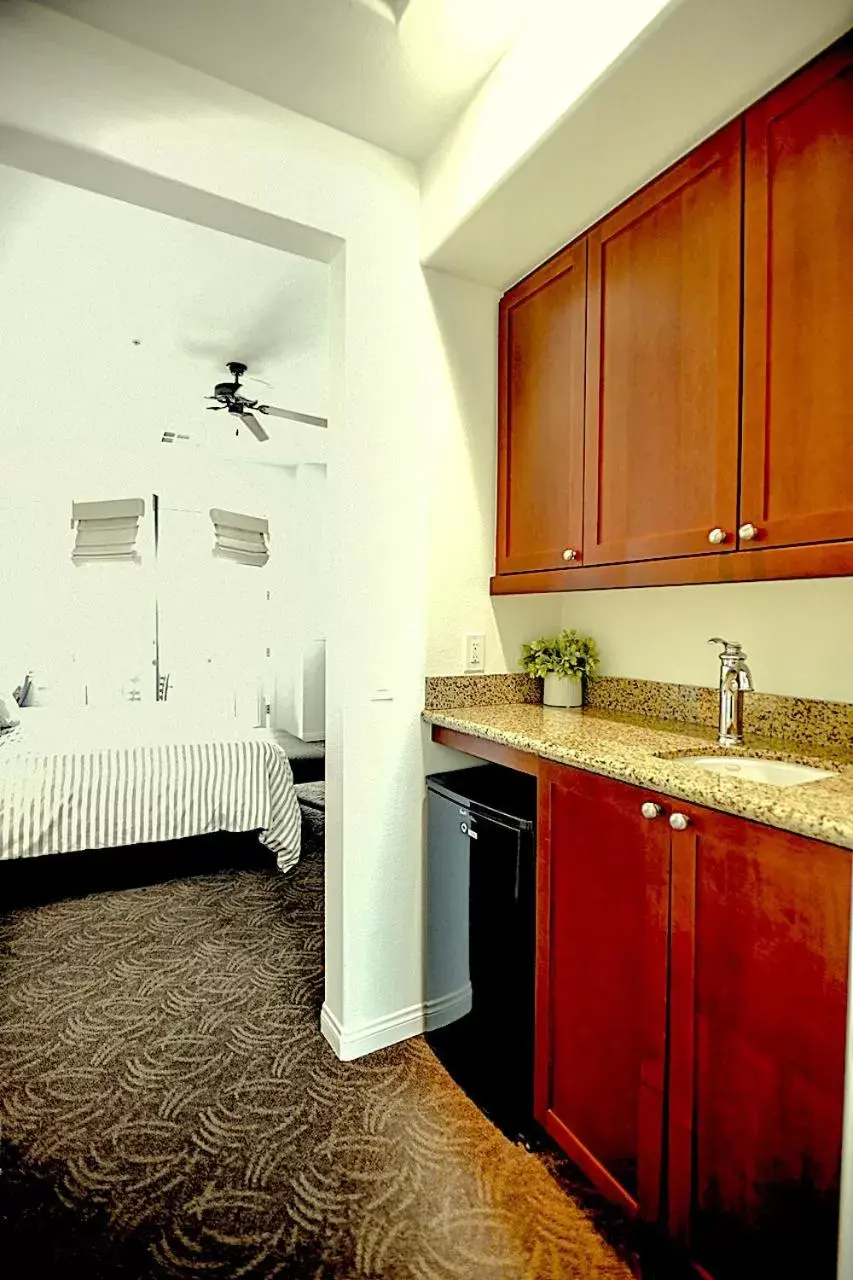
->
xmin=320 ymin=983 xmax=472 ymax=1062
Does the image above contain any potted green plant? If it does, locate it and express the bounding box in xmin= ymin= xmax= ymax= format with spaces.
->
xmin=520 ymin=628 xmax=600 ymax=708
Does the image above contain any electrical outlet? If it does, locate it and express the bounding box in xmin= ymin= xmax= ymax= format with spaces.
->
xmin=465 ymin=634 xmax=485 ymax=673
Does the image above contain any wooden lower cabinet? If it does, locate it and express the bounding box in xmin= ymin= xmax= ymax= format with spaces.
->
xmin=669 ymin=806 xmax=850 ymax=1280
xmin=535 ymin=763 xmax=671 ymax=1218
xmin=536 ymin=762 xmax=851 ymax=1277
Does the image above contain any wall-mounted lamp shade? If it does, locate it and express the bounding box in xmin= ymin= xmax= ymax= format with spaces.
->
xmin=71 ymin=498 xmax=145 ymax=564
xmin=210 ymin=508 xmax=269 ymax=567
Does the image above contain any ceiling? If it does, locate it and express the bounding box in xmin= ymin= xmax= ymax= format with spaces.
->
xmin=422 ymin=0 xmax=853 ymax=287
xmin=0 ymin=164 xmax=331 ymax=466
xmin=36 ymin=0 xmax=529 ymax=162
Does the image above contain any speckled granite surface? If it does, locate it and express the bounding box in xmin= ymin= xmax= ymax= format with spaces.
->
xmin=585 ymin=677 xmax=853 ymax=751
xmin=423 ymin=703 xmax=853 ymax=851
xmin=425 ymin=674 xmax=853 ymax=752
xmin=425 ymin=674 xmax=541 ymax=709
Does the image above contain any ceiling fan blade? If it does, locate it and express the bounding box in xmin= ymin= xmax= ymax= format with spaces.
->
xmin=256 ymin=404 xmax=328 ymax=428
xmin=239 ymin=412 xmax=269 ymax=442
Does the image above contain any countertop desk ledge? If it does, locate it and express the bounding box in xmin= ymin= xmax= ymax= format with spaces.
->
xmin=424 ymin=703 xmax=853 ymax=852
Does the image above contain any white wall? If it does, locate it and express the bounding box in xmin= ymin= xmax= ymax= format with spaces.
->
xmin=0 ymin=2 xmax=433 ymax=1054
xmin=0 ymin=442 xmax=302 ymax=710
xmin=422 ymin=0 xmax=853 ymax=286
xmin=0 ymin=162 xmax=331 ymax=467
xmin=423 ymin=268 xmax=564 ymax=678
xmin=421 ymin=0 xmax=671 ymax=264
xmin=270 ymin=464 xmax=328 ymax=740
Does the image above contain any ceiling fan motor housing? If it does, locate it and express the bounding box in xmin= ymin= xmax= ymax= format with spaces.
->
xmin=204 ymin=359 xmax=324 ymax=438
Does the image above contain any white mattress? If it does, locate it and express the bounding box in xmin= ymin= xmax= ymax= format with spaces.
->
xmin=0 ymin=707 xmax=301 ymax=872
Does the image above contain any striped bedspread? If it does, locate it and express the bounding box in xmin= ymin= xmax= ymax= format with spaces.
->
xmin=0 ymin=709 xmax=301 ymax=872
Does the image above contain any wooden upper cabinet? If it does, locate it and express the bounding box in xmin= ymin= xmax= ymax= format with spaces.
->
xmin=496 ymin=242 xmax=587 ymax=574
xmin=583 ymin=123 xmax=743 ymax=566
xmin=741 ymin=40 xmax=853 ymax=551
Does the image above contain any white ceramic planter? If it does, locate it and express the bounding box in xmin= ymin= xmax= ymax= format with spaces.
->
xmin=543 ymin=674 xmax=583 ymax=708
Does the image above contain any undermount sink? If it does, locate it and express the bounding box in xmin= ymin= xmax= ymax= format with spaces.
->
xmin=676 ymin=756 xmax=838 ymax=788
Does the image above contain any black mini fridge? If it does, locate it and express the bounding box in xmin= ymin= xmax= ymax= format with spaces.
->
xmin=425 ymin=765 xmax=537 ymax=1143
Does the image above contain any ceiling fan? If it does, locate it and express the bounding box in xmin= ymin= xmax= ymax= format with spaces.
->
xmin=206 ymin=361 xmax=327 ymax=441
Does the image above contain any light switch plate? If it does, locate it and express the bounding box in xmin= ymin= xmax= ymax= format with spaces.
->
xmin=465 ymin=634 xmax=485 ymax=673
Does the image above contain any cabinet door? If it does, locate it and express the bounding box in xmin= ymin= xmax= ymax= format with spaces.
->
xmin=584 ymin=123 xmax=742 ymax=566
xmin=535 ymin=764 xmax=670 ymax=1218
xmin=741 ymin=40 xmax=853 ymax=551
xmin=496 ymin=242 xmax=587 ymax=575
xmin=668 ymin=806 xmax=850 ymax=1279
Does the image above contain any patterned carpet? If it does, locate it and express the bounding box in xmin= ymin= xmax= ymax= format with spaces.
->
xmin=0 ymin=823 xmax=631 ymax=1279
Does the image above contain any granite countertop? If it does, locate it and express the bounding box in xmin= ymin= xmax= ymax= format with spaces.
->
xmin=424 ymin=703 xmax=853 ymax=851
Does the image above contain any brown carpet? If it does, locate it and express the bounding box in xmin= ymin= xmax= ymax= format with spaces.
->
xmin=0 ymin=834 xmax=631 ymax=1279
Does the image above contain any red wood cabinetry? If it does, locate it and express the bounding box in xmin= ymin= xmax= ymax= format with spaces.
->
xmin=669 ymin=805 xmax=850 ymax=1280
xmin=741 ymin=40 xmax=853 ymax=552
xmin=493 ymin=37 xmax=853 ymax=592
xmin=496 ymin=242 xmax=587 ymax=574
xmin=584 ymin=124 xmax=742 ymax=566
xmin=535 ymin=764 xmax=670 ymax=1218
xmin=536 ymin=762 xmax=851 ymax=1278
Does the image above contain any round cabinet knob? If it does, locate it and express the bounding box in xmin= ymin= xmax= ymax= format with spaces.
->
xmin=738 ymin=522 xmax=759 ymax=541
xmin=562 ymin=548 xmax=579 ymax=562
xmin=669 ymin=812 xmax=690 ymax=831
xmin=707 ymin=527 xmax=727 ymax=545
xmin=641 ymin=802 xmax=663 ymax=820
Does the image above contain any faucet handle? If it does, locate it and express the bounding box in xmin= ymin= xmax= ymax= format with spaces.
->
xmin=708 ymin=636 xmax=746 ymax=657
xmin=737 ymin=662 xmax=754 ymax=691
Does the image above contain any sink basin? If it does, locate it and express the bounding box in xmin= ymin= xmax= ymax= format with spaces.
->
xmin=676 ymin=756 xmax=837 ymax=788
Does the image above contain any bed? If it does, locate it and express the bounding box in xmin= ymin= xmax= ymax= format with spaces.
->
xmin=0 ymin=706 xmax=302 ymax=873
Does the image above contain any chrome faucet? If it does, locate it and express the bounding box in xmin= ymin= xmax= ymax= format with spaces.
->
xmin=708 ymin=637 xmax=753 ymax=747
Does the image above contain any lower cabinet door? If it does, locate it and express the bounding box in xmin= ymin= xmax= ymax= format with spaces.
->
xmin=535 ymin=764 xmax=670 ymax=1218
xmin=669 ymin=807 xmax=851 ymax=1279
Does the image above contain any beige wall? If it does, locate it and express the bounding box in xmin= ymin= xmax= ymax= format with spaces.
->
xmin=560 ymin=578 xmax=853 ymax=703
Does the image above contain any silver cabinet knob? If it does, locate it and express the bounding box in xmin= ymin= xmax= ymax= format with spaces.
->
xmin=738 ymin=522 xmax=759 ymax=541
xmin=707 ymin=527 xmax=727 ymax=545
xmin=669 ymin=812 xmax=690 ymax=831
xmin=641 ymin=802 xmax=663 ymax=820
xmin=562 ymin=548 xmax=579 ymax=562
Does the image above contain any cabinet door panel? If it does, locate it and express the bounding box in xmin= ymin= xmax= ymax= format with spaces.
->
xmin=535 ymin=765 xmax=670 ymax=1218
xmin=741 ymin=41 xmax=853 ymax=550
xmin=584 ymin=124 xmax=742 ymax=565
xmin=669 ymin=808 xmax=850 ymax=1280
xmin=496 ymin=243 xmax=587 ymax=574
